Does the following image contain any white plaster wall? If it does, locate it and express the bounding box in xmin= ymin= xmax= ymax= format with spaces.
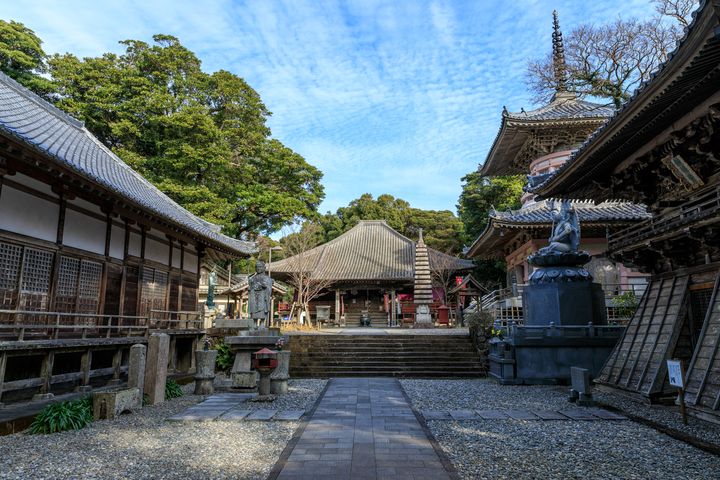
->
xmin=68 ymin=197 xmax=103 ymax=215
xmin=63 ymin=209 xmax=106 ymax=255
xmin=10 ymin=173 xmax=55 ymax=196
xmin=145 ymin=236 xmax=169 ymax=265
xmin=0 ymin=186 xmax=59 ymax=242
xmin=172 ymin=245 xmax=182 ymax=268
xmin=109 ymin=224 xmax=125 ymax=259
xmin=128 ymin=231 xmax=142 ymax=257
xmin=184 ymin=251 xmax=198 ymax=273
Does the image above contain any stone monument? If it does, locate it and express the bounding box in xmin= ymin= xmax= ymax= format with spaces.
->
xmin=488 ymin=200 xmax=622 ymax=384
xmin=248 ymin=261 xmax=273 ymax=329
xmin=523 ymin=200 xmax=606 ymax=327
xmin=413 ymin=230 xmax=433 ymax=326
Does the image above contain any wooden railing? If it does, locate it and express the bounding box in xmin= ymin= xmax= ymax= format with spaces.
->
xmin=608 ymin=184 xmax=720 ymax=251
xmin=0 ymin=309 xmax=203 ymax=341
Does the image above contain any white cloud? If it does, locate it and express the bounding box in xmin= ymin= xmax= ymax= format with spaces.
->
xmin=6 ymin=0 xmax=657 ymax=216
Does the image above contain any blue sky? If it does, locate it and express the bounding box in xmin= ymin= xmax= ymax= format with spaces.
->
xmin=6 ymin=0 xmax=657 ymax=217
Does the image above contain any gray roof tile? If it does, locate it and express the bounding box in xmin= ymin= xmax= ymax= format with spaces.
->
xmin=491 ymin=200 xmax=651 ymax=226
xmin=0 ymin=72 xmax=255 ymax=256
xmin=505 ymin=92 xmax=614 ymax=122
xmin=269 ymin=220 xmax=474 ymax=282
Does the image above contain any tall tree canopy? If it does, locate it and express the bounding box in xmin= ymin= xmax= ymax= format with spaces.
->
xmin=526 ymin=1 xmax=694 ymax=107
xmin=35 ymin=33 xmax=323 ymax=238
xmin=0 ymin=20 xmax=54 ymax=96
xmin=293 ymin=193 xmax=465 ymax=255
xmin=457 ymin=173 xmax=524 ymax=244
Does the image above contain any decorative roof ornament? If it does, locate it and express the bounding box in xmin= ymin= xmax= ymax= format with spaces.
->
xmin=552 ymin=10 xmax=568 ymax=93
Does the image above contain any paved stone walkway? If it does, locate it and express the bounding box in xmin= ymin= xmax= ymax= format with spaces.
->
xmin=421 ymin=407 xmax=627 ymax=421
xmin=272 ymin=378 xmax=454 ymax=480
xmin=167 ymin=393 xmax=306 ymax=422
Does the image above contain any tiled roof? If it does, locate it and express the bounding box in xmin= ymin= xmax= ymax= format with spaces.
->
xmin=269 ymin=220 xmax=474 ymax=282
xmin=217 ymin=277 xmax=288 ymax=296
xmin=504 ymin=92 xmax=615 ymax=122
xmin=0 ymin=72 xmax=255 ymax=256
xmin=491 ymin=200 xmax=650 ymax=226
xmin=479 ymin=93 xmax=612 ymax=176
xmin=466 ymin=200 xmax=649 ymax=258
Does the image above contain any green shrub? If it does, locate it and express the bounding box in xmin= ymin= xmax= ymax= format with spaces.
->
xmin=465 ymin=309 xmax=495 ymax=350
xmin=213 ymin=339 xmax=234 ymax=374
xmin=612 ymin=290 xmax=639 ymax=319
xmin=165 ymin=379 xmax=184 ymax=399
xmin=29 ymin=396 xmax=93 ymax=434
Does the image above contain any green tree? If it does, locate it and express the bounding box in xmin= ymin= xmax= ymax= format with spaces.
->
xmin=298 ymin=193 xmax=465 ymax=255
xmin=0 ymin=20 xmax=54 ymax=96
xmin=457 ymin=172 xmax=524 ymax=244
xmin=47 ymin=34 xmax=323 ymax=237
xmin=457 ymin=172 xmax=524 ymax=289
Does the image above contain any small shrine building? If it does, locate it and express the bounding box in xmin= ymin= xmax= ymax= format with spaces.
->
xmin=268 ymin=220 xmax=474 ymax=327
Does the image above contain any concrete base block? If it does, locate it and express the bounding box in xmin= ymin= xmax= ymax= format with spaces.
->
xmin=194 ymin=350 xmax=218 ymax=395
xmin=93 ymin=387 xmax=141 ymax=420
xmin=271 ymin=378 xmax=288 ymax=394
xmin=232 ymin=371 xmax=257 ymax=388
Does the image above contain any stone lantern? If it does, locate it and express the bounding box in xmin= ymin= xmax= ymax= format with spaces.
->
xmin=252 ymin=347 xmax=278 ymax=396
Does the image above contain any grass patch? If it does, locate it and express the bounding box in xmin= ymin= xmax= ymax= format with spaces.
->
xmin=29 ymin=396 xmax=93 ymax=434
xmin=165 ymin=378 xmax=184 ymax=399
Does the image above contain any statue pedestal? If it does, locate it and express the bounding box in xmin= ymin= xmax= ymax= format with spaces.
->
xmin=226 ymin=330 xmax=282 ymax=389
xmin=270 ymin=351 xmax=291 ymax=394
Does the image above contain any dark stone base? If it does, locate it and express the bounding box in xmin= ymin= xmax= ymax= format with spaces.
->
xmin=522 ymin=281 xmax=607 ymax=326
xmin=489 ymin=333 xmax=622 ymax=385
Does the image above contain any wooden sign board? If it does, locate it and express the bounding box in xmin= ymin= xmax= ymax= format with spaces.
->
xmin=667 ymin=359 xmax=684 ymax=388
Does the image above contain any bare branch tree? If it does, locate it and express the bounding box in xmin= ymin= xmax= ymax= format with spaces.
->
xmin=281 ymin=223 xmax=334 ymax=326
xmin=654 ymin=0 xmax=697 ymax=28
xmin=527 ymin=6 xmax=694 ymax=107
xmin=429 ymin=250 xmax=464 ymax=306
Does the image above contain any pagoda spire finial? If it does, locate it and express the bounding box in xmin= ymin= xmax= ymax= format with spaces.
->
xmin=552 ymin=10 xmax=568 ymax=93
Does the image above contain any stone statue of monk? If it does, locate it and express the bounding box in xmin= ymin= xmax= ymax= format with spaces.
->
xmin=248 ymin=261 xmax=273 ymax=328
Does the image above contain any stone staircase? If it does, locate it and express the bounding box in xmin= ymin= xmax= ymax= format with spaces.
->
xmin=288 ymin=334 xmax=486 ymax=378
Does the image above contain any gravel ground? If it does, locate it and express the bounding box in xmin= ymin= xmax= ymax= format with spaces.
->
xmin=594 ymin=389 xmax=720 ymax=447
xmin=0 ymin=380 xmax=327 ymax=479
xmin=401 ymin=378 xmax=571 ymax=411
xmin=402 ymin=380 xmax=720 ymax=479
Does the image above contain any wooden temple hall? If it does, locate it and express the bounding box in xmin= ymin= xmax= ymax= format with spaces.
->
xmin=268 ymin=220 xmax=475 ymax=327
xmin=534 ymin=0 xmax=720 ymax=423
xmin=0 ymin=72 xmax=255 ymax=404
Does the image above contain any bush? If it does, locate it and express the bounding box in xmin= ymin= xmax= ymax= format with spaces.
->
xmin=165 ymin=379 xmax=184 ymax=399
xmin=612 ymin=290 xmax=639 ymax=318
xmin=212 ymin=339 xmax=234 ymax=374
xmin=30 ymin=396 xmax=93 ymax=434
xmin=465 ymin=309 xmax=494 ymax=351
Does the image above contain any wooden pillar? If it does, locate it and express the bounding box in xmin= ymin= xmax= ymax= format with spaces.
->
xmin=335 ymin=289 xmax=341 ymax=325
xmin=77 ymin=350 xmax=93 ymax=392
xmin=109 ymin=349 xmax=122 ymax=385
xmin=169 ymin=336 xmax=177 ymax=373
xmin=390 ymin=289 xmax=397 ymax=327
xmin=0 ymin=351 xmax=7 ymax=405
xmin=36 ymin=352 xmax=55 ymax=398
xmin=190 ymin=336 xmax=198 ymax=372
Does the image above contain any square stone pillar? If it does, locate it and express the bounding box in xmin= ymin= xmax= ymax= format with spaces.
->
xmin=144 ymin=333 xmax=170 ymax=405
xmin=128 ymin=344 xmax=147 ymax=399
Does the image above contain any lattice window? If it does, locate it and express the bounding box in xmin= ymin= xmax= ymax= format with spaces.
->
xmin=0 ymin=242 xmax=22 ymax=310
xmin=18 ymin=248 xmax=53 ymax=312
xmin=139 ymin=267 xmax=169 ymax=316
xmin=77 ymin=260 xmax=102 ymax=314
xmin=55 ymin=256 xmax=80 ymax=313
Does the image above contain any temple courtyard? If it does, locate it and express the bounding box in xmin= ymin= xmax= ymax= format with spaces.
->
xmin=1 ymin=377 xmax=719 ymax=480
